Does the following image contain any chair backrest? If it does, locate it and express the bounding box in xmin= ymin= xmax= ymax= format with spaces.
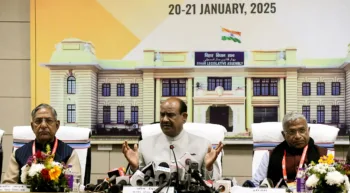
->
xmin=251 ymin=122 xmax=339 ymax=177
xmin=141 ymin=122 xmax=227 ymax=177
xmin=12 ymin=126 xmax=91 ymax=185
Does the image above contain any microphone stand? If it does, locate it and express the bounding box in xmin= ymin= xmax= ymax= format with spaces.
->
xmin=191 ymin=170 xmax=212 ymax=193
xmin=170 ymin=145 xmax=180 ymax=190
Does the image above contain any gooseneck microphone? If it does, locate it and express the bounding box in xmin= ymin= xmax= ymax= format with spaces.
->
xmin=170 ymin=145 xmax=180 ymax=189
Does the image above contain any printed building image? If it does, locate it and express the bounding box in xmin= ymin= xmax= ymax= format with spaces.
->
xmin=43 ymin=38 xmax=350 ymax=136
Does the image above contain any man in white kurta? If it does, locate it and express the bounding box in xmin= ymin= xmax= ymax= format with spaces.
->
xmin=138 ymin=127 xmax=219 ymax=180
xmin=122 ymin=97 xmax=223 ymax=180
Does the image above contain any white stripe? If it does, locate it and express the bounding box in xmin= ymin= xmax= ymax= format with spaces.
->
xmin=221 ymin=31 xmax=241 ymax=40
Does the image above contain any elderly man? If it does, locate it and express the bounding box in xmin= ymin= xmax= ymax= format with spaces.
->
xmin=3 ymin=103 xmax=81 ymax=184
xmin=122 ymin=97 xmax=224 ymax=180
xmin=252 ymin=112 xmax=328 ymax=187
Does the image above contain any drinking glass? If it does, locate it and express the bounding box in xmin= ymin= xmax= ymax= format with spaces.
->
xmin=72 ymin=173 xmax=81 ymax=193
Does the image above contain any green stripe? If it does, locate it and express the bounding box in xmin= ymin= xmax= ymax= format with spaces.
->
xmin=221 ymin=36 xmax=241 ymax=43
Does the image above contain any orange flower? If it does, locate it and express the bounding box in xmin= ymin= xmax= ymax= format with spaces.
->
xmin=49 ymin=165 xmax=61 ymax=181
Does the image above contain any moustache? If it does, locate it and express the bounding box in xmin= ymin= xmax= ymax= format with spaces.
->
xmin=38 ymin=129 xmax=50 ymax=134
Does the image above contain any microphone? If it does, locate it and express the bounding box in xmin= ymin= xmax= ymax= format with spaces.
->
xmin=115 ymin=176 xmax=130 ymax=185
xmin=84 ymin=183 xmax=97 ymax=191
xmin=89 ymin=167 xmax=127 ymax=192
xmin=169 ymin=163 xmax=186 ymax=182
xmin=154 ymin=162 xmax=171 ymax=185
xmin=259 ymin=178 xmax=274 ymax=188
xmin=107 ymin=167 xmax=126 ymax=184
xmin=178 ymin=152 xmax=199 ymax=173
xmin=242 ymin=180 xmax=256 ymax=187
xmin=141 ymin=161 xmax=155 ymax=182
xmin=145 ymin=177 xmax=156 ymax=186
xmin=93 ymin=177 xmax=112 ymax=191
xmin=170 ymin=145 xmax=180 ymax=189
xmin=190 ymin=170 xmax=212 ymax=193
xmin=213 ymin=180 xmax=231 ymax=193
xmin=130 ymin=170 xmax=145 ymax=186
xmin=108 ymin=184 xmax=122 ymax=193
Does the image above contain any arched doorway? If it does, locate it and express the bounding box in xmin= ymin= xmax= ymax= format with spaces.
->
xmin=209 ymin=106 xmax=230 ymax=131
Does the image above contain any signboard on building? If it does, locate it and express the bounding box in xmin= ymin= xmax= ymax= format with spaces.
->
xmin=194 ymin=52 xmax=244 ymax=66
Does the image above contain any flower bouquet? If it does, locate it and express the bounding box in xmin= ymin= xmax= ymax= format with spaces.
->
xmin=305 ymin=154 xmax=350 ymax=193
xmin=20 ymin=144 xmax=69 ymax=192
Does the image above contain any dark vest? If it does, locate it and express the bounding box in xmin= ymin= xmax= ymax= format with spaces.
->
xmin=15 ymin=138 xmax=74 ymax=184
xmin=267 ymin=137 xmax=327 ymax=187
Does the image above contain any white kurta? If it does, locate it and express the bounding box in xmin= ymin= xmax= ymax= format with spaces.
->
xmin=138 ymin=129 xmax=219 ymax=180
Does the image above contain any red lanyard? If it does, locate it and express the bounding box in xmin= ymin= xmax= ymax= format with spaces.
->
xmin=32 ymin=138 xmax=58 ymax=155
xmin=282 ymin=145 xmax=308 ymax=182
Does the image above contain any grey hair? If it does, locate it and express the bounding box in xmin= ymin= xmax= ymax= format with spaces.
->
xmin=282 ymin=111 xmax=307 ymax=131
xmin=31 ymin=103 xmax=57 ymax=120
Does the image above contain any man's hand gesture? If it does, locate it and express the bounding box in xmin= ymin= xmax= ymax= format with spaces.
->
xmin=205 ymin=141 xmax=224 ymax=171
xmin=122 ymin=141 xmax=139 ymax=170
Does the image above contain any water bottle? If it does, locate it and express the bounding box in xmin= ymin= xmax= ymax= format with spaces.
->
xmin=296 ymin=168 xmax=306 ymax=193
xmin=65 ymin=165 xmax=74 ymax=191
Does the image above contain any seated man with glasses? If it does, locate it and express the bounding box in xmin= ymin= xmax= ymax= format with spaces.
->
xmin=252 ymin=112 xmax=327 ymax=187
xmin=3 ymin=103 xmax=81 ymax=184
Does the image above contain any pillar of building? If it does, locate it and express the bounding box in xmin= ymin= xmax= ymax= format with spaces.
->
xmin=246 ymin=78 xmax=253 ymax=131
xmin=142 ymin=73 xmax=155 ymax=124
xmin=155 ymin=78 xmax=161 ymax=122
xmin=285 ymin=71 xmax=298 ymax=113
xmin=279 ymin=78 xmax=285 ymax=121
xmin=186 ymin=78 xmax=193 ymax=122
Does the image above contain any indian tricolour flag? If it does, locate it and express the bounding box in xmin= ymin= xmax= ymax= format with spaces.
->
xmin=221 ymin=27 xmax=241 ymax=43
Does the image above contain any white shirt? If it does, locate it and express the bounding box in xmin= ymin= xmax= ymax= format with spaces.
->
xmin=138 ymin=129 xmax=219 ymax=180
xmin=252 ymin=152 xmax=269 ymax=187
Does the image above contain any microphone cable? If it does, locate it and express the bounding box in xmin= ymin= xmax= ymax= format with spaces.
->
xmin=93 ymin=178 xmax=110 ymax=192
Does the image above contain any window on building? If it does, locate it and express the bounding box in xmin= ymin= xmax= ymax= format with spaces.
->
xmin=302 ymin=106 xmax=310 ymax=123
xmin=207 ymin=77 xmax=232 ymax=91
xmin=302 ymin=82 xmax=311 ymax=96
xmin=67 ymin=76 xmax=76 ymax=94
xmin=117 ymin=106 xmax=125 ymax=124
xmin=253 ymin=107 xmax=278 ymax=123
xmin=332 ymin=82 xmax=340 ymax=95
xmin=102 ymin=83 xmax=111 ymax=96
xmin=162 ymin=79 xmax=186 ymax=96
xmin=67 ymin=104 xmax=76 ymax=123
xmin=317 ymin=105 xmax=325 ymax=124
xmin=117 ymin=83 xmax=125 ymax=96
xmin=103 ymin=106 xmax=111 ymax=124
xmin=130 ymin=83 xmax=139 ymax=97
xmin=131 ymin=106 xmax=138 ymax=124
xmin=317 ymin=82 xmax=325 ymax=95
xmin=253 ymin=78 xmax=278 ymax=96
xmin=331 ymin=105 xmax=340 ymax=124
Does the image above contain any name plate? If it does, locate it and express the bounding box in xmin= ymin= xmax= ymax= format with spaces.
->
xmin=123 ymin=186 xmax=175 ymax=193
xmin=0 ymin=184 xmax=30 ymax=192
xmin=231 ymin=186 xmax=286 ymax=193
